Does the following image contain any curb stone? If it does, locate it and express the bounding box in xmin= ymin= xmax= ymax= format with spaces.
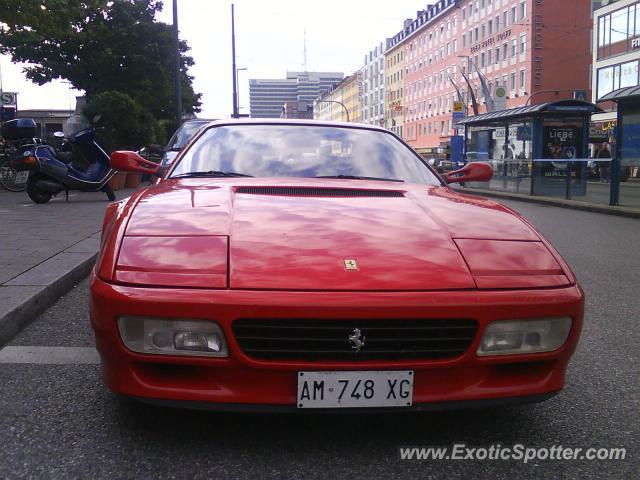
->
xmin=0 ymin=243 xmax=99 ymax=348
xmin=451 ymin=187 xmax=640 ymax=219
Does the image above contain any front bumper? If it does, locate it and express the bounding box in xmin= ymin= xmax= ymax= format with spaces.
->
xmin=90 ymin=274 xmax=584 ymax=409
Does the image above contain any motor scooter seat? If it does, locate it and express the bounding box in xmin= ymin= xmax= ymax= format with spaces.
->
xmin=55 ymin=151 xmax=73 ymax=163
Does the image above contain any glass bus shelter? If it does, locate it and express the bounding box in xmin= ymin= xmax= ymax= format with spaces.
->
xmin=455 ymin=100 xmax=603 ymax=201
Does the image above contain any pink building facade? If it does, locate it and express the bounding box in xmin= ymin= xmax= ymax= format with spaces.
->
xmin=390 ymin=0 xmax=593 ymax=152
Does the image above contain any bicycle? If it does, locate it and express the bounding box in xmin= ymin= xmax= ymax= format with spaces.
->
xmin=0 ymin=156 xmax=29 ymax=192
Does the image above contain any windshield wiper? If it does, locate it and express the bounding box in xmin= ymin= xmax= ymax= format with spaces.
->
xmin=314 ymin=174 xmax=404 ymax=182
xmin=173 ymin=170 xmax=254 ymax=178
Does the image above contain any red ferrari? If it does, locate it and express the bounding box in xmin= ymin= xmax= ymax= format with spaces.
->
xmin=90 ymin=119 xmax=584 ymax=411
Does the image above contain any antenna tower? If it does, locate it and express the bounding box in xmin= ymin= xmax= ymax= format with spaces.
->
xmin=303 ymin=28 xmax=308 ymax=72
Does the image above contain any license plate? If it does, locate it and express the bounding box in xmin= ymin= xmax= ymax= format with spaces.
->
xmin=297 ymin=370 xmax=413 ymax=409
xmin=15 ymin=171 xmax=28 ymax=183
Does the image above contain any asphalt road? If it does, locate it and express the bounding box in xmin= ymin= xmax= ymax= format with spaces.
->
xmin=0 ymin=200 xmax=638 ymax=479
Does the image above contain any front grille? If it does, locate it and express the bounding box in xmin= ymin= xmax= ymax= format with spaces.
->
xmin=235 ymin=186 xmax=403 ymax=197
xmin=232 ymin=319 xmax=478 ymax=362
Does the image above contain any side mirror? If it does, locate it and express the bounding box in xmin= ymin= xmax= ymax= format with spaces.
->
xmin=445 ymin=162 xmax=493 ymax=184
xmin=111 ymin=150 xmax=161 ymax=176
xmin=53 ymin=131 xmax=65 ymax=138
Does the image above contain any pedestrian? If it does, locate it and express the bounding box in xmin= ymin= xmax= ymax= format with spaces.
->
xmin=597 ymin=142 xmax=611 ymax=183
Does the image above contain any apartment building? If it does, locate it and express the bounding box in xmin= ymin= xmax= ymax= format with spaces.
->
xmin=387 ymin=0 xmax=592 ymax=150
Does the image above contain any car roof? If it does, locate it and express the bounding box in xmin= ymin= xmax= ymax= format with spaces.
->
xmin=202 ymin=118 xmax=389 ymax=132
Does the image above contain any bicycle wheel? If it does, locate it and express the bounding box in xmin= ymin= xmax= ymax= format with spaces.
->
xmin=0 ymin=159 xmax=29 ymax=192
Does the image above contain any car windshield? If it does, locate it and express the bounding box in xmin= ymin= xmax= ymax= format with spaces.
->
xmin=170 ymin=124 xmax=441 ymax=184
xmin=167 ymin=121 xmax=209 ymax=150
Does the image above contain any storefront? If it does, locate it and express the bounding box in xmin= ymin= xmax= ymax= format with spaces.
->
xmin=600 ymin=86 xmax=640 ymax=205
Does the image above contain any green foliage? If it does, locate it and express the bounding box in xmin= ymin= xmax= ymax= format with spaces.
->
xmin=83 ymin=91 xmax=157 ymax=152
xmin=0 ymin=0 xmax=201 ymax=147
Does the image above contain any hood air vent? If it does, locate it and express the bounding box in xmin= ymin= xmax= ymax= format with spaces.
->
xmin=236 ymin=186 xmax=404 ymax=198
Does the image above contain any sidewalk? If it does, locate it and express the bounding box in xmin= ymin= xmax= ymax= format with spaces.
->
xmin=466 ymin=176 xmax=640 ymax=210
xmin=0 ymin=188 xmax=137 ymax=346
xmin=452 ymin=185 xmax=640 ymax=218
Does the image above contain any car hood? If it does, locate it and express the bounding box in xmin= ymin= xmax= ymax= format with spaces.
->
xmin=122 ymin=179 xmax=545 ymax=291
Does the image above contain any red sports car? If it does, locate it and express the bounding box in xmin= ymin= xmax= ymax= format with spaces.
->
xmin=90 ymin=119 xmax=584 ymax=411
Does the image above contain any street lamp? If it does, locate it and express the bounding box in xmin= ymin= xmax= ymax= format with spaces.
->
xmin=173 ymin=0 xmax=183 ymax=126
xmin=316 ymin=100 xmax=350 ymax=122
xmin=524 ymin=89 xmax=576 ymax=106
xmin=236 ymin=67 xmax=247 ymax=114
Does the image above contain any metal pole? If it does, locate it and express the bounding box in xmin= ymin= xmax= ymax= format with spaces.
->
xmin=236 ymin=67 xmax=247 ymax=114
xmin=611 ymin=106 xmax=622 ymax=205
xmin=172 ymin=0 xmax=183 ymax=127
xmin=231 ymin=4 xmax=239 ymax=118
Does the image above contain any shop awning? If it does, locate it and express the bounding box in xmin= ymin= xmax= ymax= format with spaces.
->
xmin=599 ymin=86 xmax=640 ymax=102
xmin=455 ymin=100 xmax=602 ymax=126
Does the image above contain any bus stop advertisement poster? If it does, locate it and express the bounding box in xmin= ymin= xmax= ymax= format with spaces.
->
xmin=534 ymin=126 xmax=587 ymax=196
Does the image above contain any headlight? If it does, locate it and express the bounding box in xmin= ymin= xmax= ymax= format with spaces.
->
xmin=118 ymin=317 xmax=228 ymax=357
xmin=477 ymin=317 xmax=572 ymax=356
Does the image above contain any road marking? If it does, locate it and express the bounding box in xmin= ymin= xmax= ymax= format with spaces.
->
xmin=0 ymin=346 xmax=100 ymax=364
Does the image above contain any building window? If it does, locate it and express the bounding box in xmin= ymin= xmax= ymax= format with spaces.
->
xmin=503 ymin=42 xmax=508 ymax=60
xmin=520 ymin=69 xmax=525 ymax=89
xmin=453 ymin=39 xmax=457 ymax=52
xmin=520 ymin=1 xmax=526 ymax=19
xmin=520 ymin=33 xmax=526 ymax=54
xmin=511 ymin=72 xmax=516 ymax=90
xmin=462 ymin=33 xmax=466 ymax=48
xmin=462 ymin=8 xmax=466 ymax=21
xmin=487 ymin=49 xmax=492 ymax=65
xmin=496 ymin=15 xmax=500 ymax=32
xmin=503 ymin=11 xmax=508 ymax=28
xmin=511 ymin=6 xmax=517 ymax=24
xmin=596 ymin=60 xmax=640 ymax=100
xmin=474 ymin=27 xmax=479 ymax=42
xmin=481 ymin=24 xmax=486 ymax=39
xmin=488 ymin=20 xmax=493 ymax=35
xmin=495 ymin=46 xmax=500 ymax=63
xmin=511 ymin=39 xmax=517 ymax=57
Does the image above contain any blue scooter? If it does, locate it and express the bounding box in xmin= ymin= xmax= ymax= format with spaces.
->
xmin=3 ymin=118 xmax=117 ymax=204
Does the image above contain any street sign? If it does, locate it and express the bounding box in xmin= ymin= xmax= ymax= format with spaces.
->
xmin=0 ymin=92 xmax=17 ymax=106
xmin=573 ymin=90 xmax=587 ymax=101
xmin=450 ymin=135 xmax=464 ymax=163
xmin=0 ymin=106 xmax=16 ymax=122
xmin=516 ymin=125 xmax=532 ymax=141
xmin=494 ymin=85 xmax=507 ymax=110
xmin=452 ymin=101 xmax=464 ymax=113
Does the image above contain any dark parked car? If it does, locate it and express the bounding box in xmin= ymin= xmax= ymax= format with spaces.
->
xmin=160 ymin=119 xmax=216 ymax=167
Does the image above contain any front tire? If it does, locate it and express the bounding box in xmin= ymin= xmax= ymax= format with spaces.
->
xmin=101 ymin=184 xmax=116 ymax=201
xmin=27 ymin=176 xmax=53 ymax=204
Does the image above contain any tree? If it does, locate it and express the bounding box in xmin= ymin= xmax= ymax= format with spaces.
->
xmin=0 ymin=0 xmax=201 ymax=120
xmin=83 ymin=90 xmax=157 ymax=152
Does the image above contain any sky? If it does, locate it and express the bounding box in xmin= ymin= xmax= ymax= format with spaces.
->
xmin=1 ymin=0 xmax=425 ymax=118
